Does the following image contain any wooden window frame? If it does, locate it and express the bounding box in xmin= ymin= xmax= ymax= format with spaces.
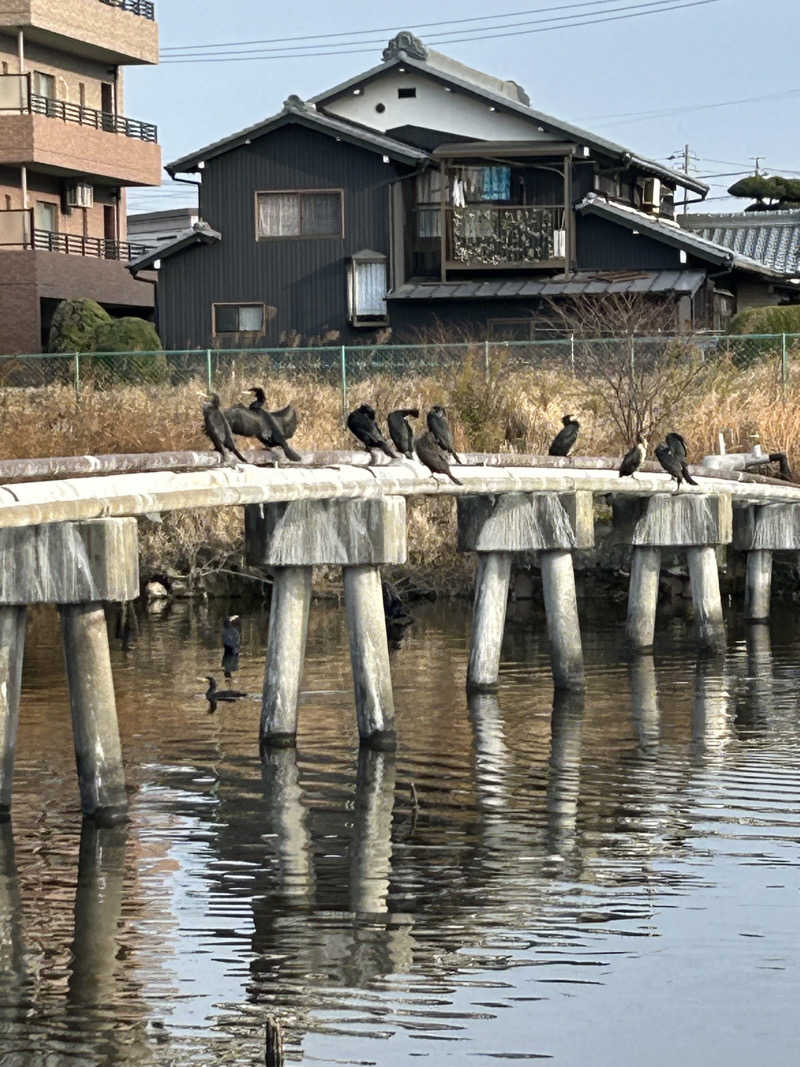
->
xmin=211 ymin=301 xmax=266 ymax=337
xmin=254 ymin=188 xmax=345 ymax=241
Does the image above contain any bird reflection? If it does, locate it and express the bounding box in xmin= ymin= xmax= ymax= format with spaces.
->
xmin=629 ymin=655 xmax=661 ymax=757
xmin=547 ymin=689 xmax=585 ymax=860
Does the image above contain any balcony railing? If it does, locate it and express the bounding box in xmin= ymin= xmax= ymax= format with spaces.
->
xmin=445 ymin=204 xmax=567 ymax=268
xmin=29 ymin=92 xmax=157 ymax=143
xmin=98 ymin=0 xmax=156 ymax=19
xmin=0 ymin=213 xmax=150 ymax=260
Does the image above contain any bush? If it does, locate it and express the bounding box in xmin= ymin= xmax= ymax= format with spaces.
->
xmin=90 ymin=317 xmax=168 ymax=383
xmin=729 ymin=305 xmax=800 ymax=335
xmin=47 ymin=298 xmax=112 ymax=353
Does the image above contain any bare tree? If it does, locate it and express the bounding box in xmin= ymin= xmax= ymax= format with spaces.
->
xmin=543 ymin=292 xmax=711 ymax=445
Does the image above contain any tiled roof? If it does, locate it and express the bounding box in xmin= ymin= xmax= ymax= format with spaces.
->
xmin=128 ymin=222 xmax=221 ymax=272
xmin=680 ymin=212 xmax=800 ymax=276
xmin=388 ymin=270 xmax=708 ymax=301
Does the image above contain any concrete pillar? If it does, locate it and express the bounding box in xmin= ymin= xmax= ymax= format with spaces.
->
xmin=626 ymin=547 xmax=661 ymax=650
xmin=59 ymin=603 xmax=127 ymax=818
xmin=260 ymin=566 xmax=312 ymax=748
xmin=467 ymin=552 xmax=512 ymax=691
xmin=344 ymin=566 xmax=396 ymax=748
xmin=744 ymin=550 xmax=772 ymax=622
xmin=686 ymin=546 xmax=726 ymax=653
xmin=541 ymin=550 xmax=584 ymax=690
xmin=0 ymin=606 xmax=26 ymax=818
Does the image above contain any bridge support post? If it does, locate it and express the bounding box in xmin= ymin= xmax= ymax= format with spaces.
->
xmin=0 ymin=606 xmax=26 ymax=818
xmin=458 ymin=491 xmax=592 ymax=691
xmin=744 ymin=549 xmax=772 ymax=622
xmin=626 ymin=547 xmax=662 ymax=650
xmin=686 ymin=546 xmax=726 ymax=653
xmin=246 ymin=498 xmax=406 ymax=750
xmin=734 ymin=503 xmax=800 ymax=622
xmin=0 ymin=518 xmax=138 ymax=818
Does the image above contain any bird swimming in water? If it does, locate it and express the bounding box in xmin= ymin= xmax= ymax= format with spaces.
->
xmin=247 ymin=387 xmax=299 ymax=443
xmin=201 ymin=393 xmax=250 ymax=465
xmin=549 ymin=414 xmax=580 ymax=456
xmin=415 ymin=430 xmax=462 ymax=485
xmin=387 ymin=408 xmax=418 ymax=458
xmin=619 ymin=434 xmax=647 ymax=479
xmin=221 ymin=614 xmax=241 ymax=681
xmin=201 ymin=676 xmax=247 ymax=703
xmin=427 ymin=405 xmax=461 ymax=464
xmin=347 ymin=404 xmax=397 ymax=459
xmin=655 ymin=441 xmax=698 ymax=492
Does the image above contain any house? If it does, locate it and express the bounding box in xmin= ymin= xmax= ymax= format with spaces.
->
xmin=127 ymin=205 xmax=199 ymax=250
xmin=0 ymin=0 xmax=162 ymax=354
xmin=132 ymin=32 xmax=784 ymax=348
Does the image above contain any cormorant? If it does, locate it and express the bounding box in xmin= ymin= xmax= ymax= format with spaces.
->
xmin=201 ymin=676 xmax=247 ymax=702
xmin=655 ymin=441 xmax=698 ymax=492
xmin=665 ymin=431 xmax=687 ymax=459
xmin=382 ymin=578 xmax=413 ymax=645
xmin=201 ymin=393 xmax=250 ymax=465
xmin=247 ymin=387 xmax=299 ymax=442
xmin=427 ymin=405 xmax=461 ymax=463
xmin=548 ymin=414 xmax=580 ymax=456
xmin=347 ymin=404 xmax=397 ymax=458
xmin=221 ymin=614 xmax=241 ymax=681
xmin=619 ymin=434 xmax=647 ymax=479
xmin=387 ymin=408 xmax=419 ymax=458
xmin=224 ymin=400 xmax=302 ymax=462
xmin=415 ymin=430 xmax=462 ymax=485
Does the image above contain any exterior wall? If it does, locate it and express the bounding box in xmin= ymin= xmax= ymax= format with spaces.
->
xmin=732 ymin=276 xmax=783 ymax=312
xmin=0 ymin=164 xmax=120 ymax=239
xmin=576 ymin=214 xmax=681 ymax=270
xmin=0 ymin=0 xmax=158 ymax=65
xmin=127 ymin=206 xmax=198 ymax=245
xmin=0 ymin=248 xmax=39 ymax=352
xmin=386 ymin=297 xmax=545 ymax=341
xmin=158 ymin=125 xmax=406 ymax=348
xmin=0 ymin=32 xmax=119 ymax=110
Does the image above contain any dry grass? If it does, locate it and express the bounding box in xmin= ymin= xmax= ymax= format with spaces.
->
xmin=0 ymin=352 xmax=794 ymax=594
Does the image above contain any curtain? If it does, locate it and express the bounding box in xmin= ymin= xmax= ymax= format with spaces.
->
xmin=258 ymin=194 xmax=300 ymax=237
xmin=238 ymin=305 xmax=263 ymax=331
xmin=355 ymin=261 xmax=387 ymax=317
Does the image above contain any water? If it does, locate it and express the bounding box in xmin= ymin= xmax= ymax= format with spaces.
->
xmin=2 ymin=596 xmax=800 ymax=1065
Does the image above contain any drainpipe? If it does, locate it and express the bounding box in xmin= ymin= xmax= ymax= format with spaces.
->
xmin=17 ymin=28 xmax=24 ymax=72
xmin=18 ymin=30 xmax=28 ymax=215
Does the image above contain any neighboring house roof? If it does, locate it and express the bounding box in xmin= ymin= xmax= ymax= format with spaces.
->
xmin=311 ymin=34 xmax=708 ymax=196
xmin=128 ymin=222 xmax=221 ymax=272
xmin=576 ymin=194 xmax=785 ymax=278
xmin=388 ymin=269 xmax=708 ymax=301
xmin=167 ymin=96 xmax=431 ymax=174
xmin=679 ymin=211 xmax=800 ymax=276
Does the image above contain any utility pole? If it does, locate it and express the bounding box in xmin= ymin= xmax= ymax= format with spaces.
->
xmin=666 ymin=144 xmax=698 ymax=216
xmin=750 ymin=156 xmax=763 ymax=175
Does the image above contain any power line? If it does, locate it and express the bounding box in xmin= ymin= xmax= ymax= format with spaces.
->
xmin=583 ymin=87 xmax=800 ymax=124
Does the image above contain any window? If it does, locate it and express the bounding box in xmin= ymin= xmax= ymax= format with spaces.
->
xmin=34 ymin=201 xmax=57 ymax=232
xmin=348 ymin=251 xmax=388 ymax=326
xmin=213 ymin=303 xmax=265 ymax=334
xmin=398 ymin=87 xmax=416 ymax=98
xmin=33 ymin=71 xmax=55 ymax=98
xmin=256 ymin=190 xmax=342 ymax=239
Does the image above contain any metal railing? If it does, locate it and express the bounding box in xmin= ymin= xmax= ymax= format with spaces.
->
xmin=31 ymin=228 xmax=151 ymax=260
xmin=98 ymin=0 xmax=156 ymax=19
xmin=28 ymin=92 xmax=157 ymax=143
xmin=446 ymin=204 xmax=567 ymax=266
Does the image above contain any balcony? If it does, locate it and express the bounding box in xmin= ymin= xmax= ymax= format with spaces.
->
xmin=28 ymin=92 xmax=157 ymax=143
xmin=0 ymin=0 xmax=159 ymax=65
xmin=98 ymin=0 xmax=155 ymax=20
xmin=0 ymin=209 xmax=150 ymax=261
xmin=446 ymin=205 xmax=567 ymax=270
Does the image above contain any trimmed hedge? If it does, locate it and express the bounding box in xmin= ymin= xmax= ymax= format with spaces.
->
xmin=729 ymin=305 xmax=800 ymax=335
xmin=47 ymin=298 xmax=112 ymax=353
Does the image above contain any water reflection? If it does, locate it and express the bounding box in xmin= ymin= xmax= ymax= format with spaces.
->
xmin=260 ymin=748 xmax=314 ymax=905
xmin=738 ymin=623 xmax=773 ymax=737
xmin=0 ymin=821 xmax=25 ymax=1005
xmin=629 ymin=655 xmax=661 ymax=756
xmin=547 ymin=689 xmax=584 ymax=859
xmin=692 ymin=657 xmax=732 ymax=758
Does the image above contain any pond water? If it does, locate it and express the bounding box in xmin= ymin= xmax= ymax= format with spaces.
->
xmin=1 ymin=595 xmax=799 ymax=1065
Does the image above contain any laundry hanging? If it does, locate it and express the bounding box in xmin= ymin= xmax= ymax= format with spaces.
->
xmin=482 ymin=166 xmax=511 ymax=201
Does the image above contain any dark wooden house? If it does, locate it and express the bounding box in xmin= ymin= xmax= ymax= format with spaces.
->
xmin=132 ymin=33 xmax=785 ymax=347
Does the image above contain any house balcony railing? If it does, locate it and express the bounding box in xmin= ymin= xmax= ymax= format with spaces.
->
xmin=0 ymin=211 xmax=150 ymax=260
xmin=445 ymin=204 xmax=567 ymax=268
xmin=0 ymin=76 xmax=157 ymax=142
xmin=98 ymin=0 xmax=156 ymax=19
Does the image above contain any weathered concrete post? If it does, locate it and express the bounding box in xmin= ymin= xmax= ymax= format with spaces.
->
xmin=626 ymin=547 xmax=662 ymax=650
xmin=0 ymin=607 xmax=26 ymax=819
xmin=744 ymin=551 xmax=772 ymax=622
xmin=735 ymin=503 xmax=800 ymax=621
xmin=458 ymin=492 xmax=592 ymax=690
xmin=246 ymin=498 xmax=406 ymax=748
xmin=0 ymin=519 xmax=138 ymax=818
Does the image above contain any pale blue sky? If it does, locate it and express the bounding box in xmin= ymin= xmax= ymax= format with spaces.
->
xmin=125 ymin=0 xmax=799 ymax=215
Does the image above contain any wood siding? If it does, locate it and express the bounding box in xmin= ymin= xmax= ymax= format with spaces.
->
xmin=576 ymin=214 xmax=681 ymax=270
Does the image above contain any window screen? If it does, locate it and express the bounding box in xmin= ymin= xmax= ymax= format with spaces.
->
xmin=257 ymin=191 xmax=342 ymax=237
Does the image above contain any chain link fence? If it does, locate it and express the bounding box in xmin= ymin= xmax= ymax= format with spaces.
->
xmin=1 ymin=334 xmax=799 ymax=405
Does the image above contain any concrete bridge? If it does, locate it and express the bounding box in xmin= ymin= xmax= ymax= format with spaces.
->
xmin=1 ymin=448 xmax=799 ymax=822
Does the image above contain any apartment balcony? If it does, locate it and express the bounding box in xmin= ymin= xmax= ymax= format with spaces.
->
xmin=0 ymin=209 xmax=150 ymax=260
xmin=0 ymin=0 xmax=158 ymax=65
xmin=0 ymin=76 xmax=161 ymax=185
xmin=446 ymin=205 xmax=568 ymax=270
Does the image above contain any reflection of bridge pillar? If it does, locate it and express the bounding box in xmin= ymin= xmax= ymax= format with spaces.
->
xmin=629 ymin=654 xmax=660 ymax=755
xmin=0 ymin=519 xmax=138 ymax=817
xmin=0 ymin=822 xmax=26 ymax=994
xmin=350 ymin=748 xmax=396 ymax=915
xmin=0 ymin=606 xmax=26 ymax=818
xmin=735 ymin=503 xmax=800 ymax=621
xmin=458 ymin=492 xmax=592 ymax=690
xmin=741 ymin=623 xmax=773 ymax=733
xmin=246 ymin=499 xmax=406 ymax=748
xmin=547 ymin=689 xmax=584 ymax=856
xmin=692 ymin=659 xmax=731 ymax=755
xmin=260 ymin=747 xmax=314 ymax=904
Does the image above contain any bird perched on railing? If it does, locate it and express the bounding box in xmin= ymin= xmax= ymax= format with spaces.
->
xmin=221 ymin=614 xmax=241 ymax=681
xmin=224 ymin=395 xmax=301 ymax=462
xmin=200 ymin=392 xmax=250 ymax=465
xmin=549 ymin=414 xmax=580 ymax=456
xmin=619 ymin=434 xmax=647 ymax=479
xmin=247 ymin=386 xmax=299 ymax=444
xmin=655 ymin=441 xmax=698 ymax=492
xmin=387 ymin=408 xmax=419 ymax=458
xmin=665 ymin=430 xmax=696 ymax=484
xmin=427 ymin=405 xmax=461 ymax=464
xmin=347 ymin=404 xmax=397 ymax=459
xmin=415 ymin=430 xmax=462 ymax=485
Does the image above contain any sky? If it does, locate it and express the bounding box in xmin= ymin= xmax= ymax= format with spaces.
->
xmin=124 ymin=0 xmax=800 ymax=216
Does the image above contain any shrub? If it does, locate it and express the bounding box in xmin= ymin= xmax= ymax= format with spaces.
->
xmin=47 ymin=298 xmax=111 ymax=353
xmin=729 ymin=305 xmax=800 ymax=336
xmin=89 ymin=317 xmax=168 ymax=383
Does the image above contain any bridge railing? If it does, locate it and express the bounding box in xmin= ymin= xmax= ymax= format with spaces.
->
xmin=1 ymin=334 xmax=798 ymax=403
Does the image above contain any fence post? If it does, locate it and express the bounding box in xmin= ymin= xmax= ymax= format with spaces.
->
xmin=484 ymin=339 xmax=490 ymax=382
xmin=340 ymin=344 xmax=347 ymax=419
xmin=570 ymin=332 xmax=575 ymax=375
xmin=73 ymin=351 xmax=81 ymax=401
xmin=205 ymin=349 xmax=213 ymax=392
xmin=781 ymin=333 xmax=788 ymax=397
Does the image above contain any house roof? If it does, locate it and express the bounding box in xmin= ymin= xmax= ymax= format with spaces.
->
xmin=388 ymin=270 xmax=708 ymax=301
xmin=311 ymin=34 xmax=709 ymax=196
xmin=679 ymin=211 xmax=800 ymax=276
xmin=166 ymin=96 xmax=431 ymax=174
xmin=127 ymin=221 xmax=221 ymax=272
xmin=575 ymin=194 xmax=785 ymax=278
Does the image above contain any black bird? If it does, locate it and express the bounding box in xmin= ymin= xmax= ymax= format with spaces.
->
xmin=247 ymin=387 xmax=299 ymax=443
xmin=347 ymin=404 xmax=397 ymax=458
xmin=224 ymin=400 xmax=302 ymax=462
xmin=655 ymin=441 xmax=698 ymax=492
xmin=665 ymin=431 xmax=687 ymax=459
xmin=201 ymin=393 xmax=250 ymax=465
xmin=415 ymin=430 xmax=462 ymax=485
xmin=201 ymin=676 xmax=247 ymax=703
xmin=427 ymin=405 xmax=461 ymax=464
xmin=221 ymin=614 xmax=241 ymax=681
xmin=382 ymin=578 xmax=413 ymax=645
xmin=549 ymin=414 xmax=580 ymax=457
xmin=619 ymin=434 xmax=647 ymax=479
xmin=387 ymin=408 xmax=419 ymax=458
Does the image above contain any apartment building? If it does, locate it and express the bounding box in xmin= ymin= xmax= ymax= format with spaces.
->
xmin=0 ymin=0 xmax=161 ymax=353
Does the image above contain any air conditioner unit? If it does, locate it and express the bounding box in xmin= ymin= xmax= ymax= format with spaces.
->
xmin=65 ymin=182 xmax=93 ymax=209
xmin=642 ymin=177 xmax=661 ymax=211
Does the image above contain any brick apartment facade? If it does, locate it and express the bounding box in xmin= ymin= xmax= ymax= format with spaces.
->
xmin=0 ymin=0 xmax=160 ymax=353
